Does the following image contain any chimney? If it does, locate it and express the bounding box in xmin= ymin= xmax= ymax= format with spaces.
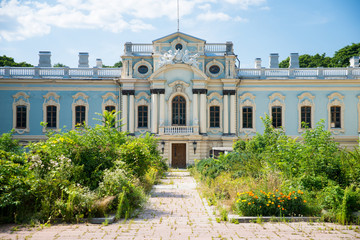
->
xmin=38 ymin=51 xmax=51 ymax=67
xmin=350 ymin=56 xmax=359 ymax=68
xmin=290 ymin=53 xmax=299 ymax=68
xmin=96 ymin=58 xmax=103 ymax=68
xmin=226 ymin=41 xmax=234 ymax=55
xmin=78 ymin=52 xmax=89 ymax=68
xmin=255 ymin=58 xmax=262 ymax=69
xmin=124 ymin=42 xmax=133 ymax=55
xmin=269 ymin=53 xmax=279 ymax=68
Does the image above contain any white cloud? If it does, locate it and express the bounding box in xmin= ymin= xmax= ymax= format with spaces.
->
xmin=197 ymin=11 xmax=232 ymax=21
xmin=0 ymin=0 xmax=266 ymax=41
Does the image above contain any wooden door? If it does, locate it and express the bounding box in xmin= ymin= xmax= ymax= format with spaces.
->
xmin=172 ymin=143 xmax=186 ymax=168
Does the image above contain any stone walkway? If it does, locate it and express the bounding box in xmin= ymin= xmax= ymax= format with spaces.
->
xmin=1 ymin=170 xmax=360 ymax=239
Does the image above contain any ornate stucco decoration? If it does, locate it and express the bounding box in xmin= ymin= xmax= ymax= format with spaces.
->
xmin=169 ymin=80 xmax=190 ymax=94
xmin=297 ymin=92 xmax=315 ymax=133
xmin=327 ymin=92 xmax=345 ymax=134
xmin=42 ymin=92 xmax=60 ymax=132
xmin=159 ymin=49 xmax=200 ymax=68
xmin=239 ymin=92 xmax=256 ymax=133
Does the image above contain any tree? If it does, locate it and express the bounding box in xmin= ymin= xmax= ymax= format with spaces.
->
xmin=332 ymin=43 xmax=360 ymax=67
xmin=279 ymin=43 xmax=360 ymax=68
xmin=102 ymin=61 xmax=122 ymax=68
xmin=53 ymin=63 xmax=68 ymax=68
xmin=0 ymin=55 xmax=33 ymax=67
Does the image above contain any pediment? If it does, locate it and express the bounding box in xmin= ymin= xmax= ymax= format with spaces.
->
xmin=153 ymin=32 xmax=206 ymax=44
xmin=149 ymin=64 xmax=208 ymax=83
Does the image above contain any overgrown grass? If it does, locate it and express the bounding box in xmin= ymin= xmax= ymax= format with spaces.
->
xmin=0 ymin=111 xmax=167 ymax=224
xmin=192 ymin=115 xmax=360 ymax=224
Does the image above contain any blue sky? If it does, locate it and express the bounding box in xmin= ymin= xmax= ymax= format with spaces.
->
xmin=0 ymin=0 xmax=359 ymax=68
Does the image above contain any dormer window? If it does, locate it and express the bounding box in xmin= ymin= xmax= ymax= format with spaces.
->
xmin=175 ymin=43 xmax=183 ymax=50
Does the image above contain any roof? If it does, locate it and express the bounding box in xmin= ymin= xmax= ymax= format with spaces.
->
xmin=152 ymin=31 xmax=206 ymax=43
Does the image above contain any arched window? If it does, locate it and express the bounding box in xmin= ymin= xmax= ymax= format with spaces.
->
xmin=172 ymin=96 xmax=186 ymax=126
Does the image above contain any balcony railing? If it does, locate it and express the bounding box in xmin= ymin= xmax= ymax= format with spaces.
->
xmin=237 ymin=68 xmax=360 ymax=79
xmin=159 ymin=126 xmax=199 ymax=135
xmin=128 ymin=43 xmax=228 ymax=54
xmin=0 ymin=67 xmax=122 ymax=79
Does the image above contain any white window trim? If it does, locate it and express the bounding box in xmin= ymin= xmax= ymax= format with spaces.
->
xmin=133 ymin=59 xmax=153 ymax=78
xmin=205 ymin=59 xmax=224 ymax=78
xmin=102 ymin=92 xmax=119 ymax=127
xmin=207 ymin=99 xmax=223 ymax=134
xmin=135 ymin=99 xmax=150 ymax=133
xmin=12 ymin=92 xmax=30 ymax=134
xmin=72 ymin=92 xmax=89 ymax=129
xmin=269 ymin=93 xmax=286 ymax=131
xmin=327 ymin=92 xmax=345 ymax=134
xmin=240 ymin=93 xmax=256 ymax=133
xmin=297 ymin=92 xmax=315 ymax=132
xmin=42 ymin=92 xmax=60 ymax=132
xmin=167 ymin=92 xmax=191 ymax=126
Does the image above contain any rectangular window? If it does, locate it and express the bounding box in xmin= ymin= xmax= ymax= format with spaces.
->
xmin=272 ymin=106 xmax=282 ymax=128
xmin=301 ymin=106 xmax=311 ymax=128
xmin=75 ymin=105 xmax=86 ymax=126
xmin=46 ymin=105 xmax=57 ymax=128
xmin=138 ymin=106 xmax=148 ymax=128
xmin=242 ymin=106 xmax=253 ymax=128
xmin=330 ymin=106 xmax=341 ymax=128
xmin=210 ymin=106 xmax=220 ymax=128
xmin=105 ymin=105 xmax=115 ymax=113
xmin=16 ymin=105 xmax=27 ymax=128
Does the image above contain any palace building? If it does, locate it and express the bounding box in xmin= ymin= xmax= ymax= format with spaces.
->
xmin=1 ymin=32 xmax=360 ymax=167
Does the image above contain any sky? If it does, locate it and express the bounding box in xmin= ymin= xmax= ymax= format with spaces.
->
xmin=0 ymin=0 xmax=359 ymax=68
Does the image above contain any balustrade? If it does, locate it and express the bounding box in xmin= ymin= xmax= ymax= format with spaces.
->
xmin=204 ymin=44 xmax=227 ymax=53
xmin=162 ymin=126 xmax=194 ymax=135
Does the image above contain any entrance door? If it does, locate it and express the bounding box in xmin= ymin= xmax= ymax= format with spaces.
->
xmin=172 ymin=143 xmax=186 ymax=168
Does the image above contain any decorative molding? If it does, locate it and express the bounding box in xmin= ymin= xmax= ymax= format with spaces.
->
xmin=193 ymin=89 xmax=208 ymax=94
xmin=269 ymin=92 xmax=286 ymax=131
xmin=135 ymin=99 xmax=150 ymax=132
xmin=102 ymin=92 xmax=118 ymax=100
xmin=12 ymin=92 xmax=29 ymax=99
xmin=167 ymin=92 xmax=191 ymax=126
xmin=169 ymin=80 xmax=190 ymax=88
xmin=297 ymin=92 xmax=315 ymax=133
xmin=135 ymin=92 xmax=150 ymax=100
xmin=240 ymin=92 xmax=255 ymax=101
xmin=239 ymin=92 xmax=256 ymax=133
xmin=133 ymin=59 xmax=153 ymax=78
xmin=72 ymin=92 xmax=89 ymax=129
xmin=223 ymin=90 xmax=236 ymax=95
xmin=327 ymin=92 xmax=345 ymax=134
xmin=150 ymin=88 xmax=165 ymax=94
xmin=42 ymin=92 xmax=60 ymax=132
xmin=207 ymin=92 xmax=223 ymax=100
xmin=206 ymin=59 xmax=224 ymax=78
xmin=12 ymin=92 xmax=30 ymax=134
xmin=207 ymin=99 xmax=223 ymax=132
xmin=122 ymin=90 xmax=135 ymax=95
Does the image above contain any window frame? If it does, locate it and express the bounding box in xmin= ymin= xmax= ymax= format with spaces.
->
xmin=12 ymin=92 xmax=30 ymax=134
xmin=137 ymin=105 xmax=148 ymax=128
xmin=209 ymin=106 xmax=220 ymax=128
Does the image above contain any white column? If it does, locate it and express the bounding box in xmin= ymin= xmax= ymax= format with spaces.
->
xmin=193 ymin=93 xmax=198 ymax=125
xmin=129 ymin=94 xmax=135 ymax=133
xmin=122 ymin=94 xmax=128 ymax=132
xmin=223 ymin=94 xmax=229 ymax=134
xmin=200 ymin=92 xmax=207 ymax=134
xmin=230 ymin=93 xmax=236 ymax=134
xmin=151 ymin=93 xmax=158 ymax=134
xmin=159 ymin=93 xmax=165 ymax=126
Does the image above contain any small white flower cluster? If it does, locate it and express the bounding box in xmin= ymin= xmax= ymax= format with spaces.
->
xmin=29 ymin=154 xmax=42 ymax=170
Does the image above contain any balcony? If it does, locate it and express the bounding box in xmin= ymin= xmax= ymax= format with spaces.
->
xmin=237 ymin=68 xmax=360 ymax=79
xmin=0 ymin=67 xmax=122 ymax=79
xmin=159 ymin=126 xmax=199 ymax=135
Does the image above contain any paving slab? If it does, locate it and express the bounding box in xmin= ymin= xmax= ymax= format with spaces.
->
xmin=1 ymin=170 xmax=360 ymax=239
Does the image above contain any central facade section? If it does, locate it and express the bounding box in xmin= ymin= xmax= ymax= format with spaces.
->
xmin=119 ymin=32 xmax=238 ymax=167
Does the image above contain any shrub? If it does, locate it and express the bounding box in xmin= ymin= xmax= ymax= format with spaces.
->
xmin=235 ymin=189 xmax=307 ymax=217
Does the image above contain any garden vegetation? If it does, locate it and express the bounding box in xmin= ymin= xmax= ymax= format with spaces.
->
xmin=0 ymin=111 xmax=167 ymax=224
xmin=192 ymin=115 xmax=360 ymax=224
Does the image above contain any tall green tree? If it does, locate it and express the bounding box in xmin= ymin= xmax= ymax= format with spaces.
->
xmin=0 ymin=55 xmax=33 ymax=67
xmin=279 ymin=43 xmax=360 ymax=68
